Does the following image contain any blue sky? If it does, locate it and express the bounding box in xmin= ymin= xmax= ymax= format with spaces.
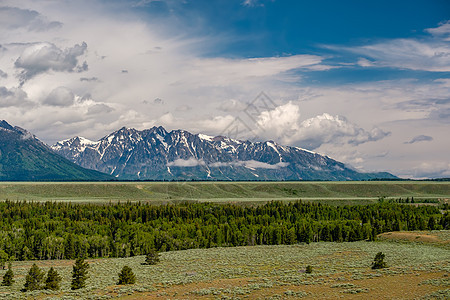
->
xmin=130 ymin=0 xmax=449 ymax=55
xmin=0 ymin=0 xmax=449 ymax=178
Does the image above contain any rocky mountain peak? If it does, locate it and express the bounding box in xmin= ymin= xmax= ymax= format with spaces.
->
xmin=0 ymin=120 xmax=14 ymax=131
xmin=51 ymin=125 xmax=397 ymax=181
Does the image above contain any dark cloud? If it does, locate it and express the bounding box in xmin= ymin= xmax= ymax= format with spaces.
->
xmin=143 ymin=98 xmax=164 ymax=105
xmin=0 ymin=86 xmax=31 ymax=107
xmin=429 ymin=107 xmax=450 ymax=123
xmin=121 ymin=70 xmax=128 ymax=73
xmin=0 ymin=69 xmax=7 ymax=78
xmin=43 ymin=87 xmax=75 ymax=107
xmin=87 ymin=104 xmax=114 ymax=115
xmin=80 ymin=77 xmax=99 ymax=82
xmin=0 ymin=6 xmax=62 ymax=31
xmin=395 ymin=98 xmax=450 ymax=110
xmin=404 ymin=135 xmax=433 ymax=144
xmin=76 ymin=61 xmax=89 ymax=73
xmin=15 ymin=42 xmax=88 ymax=84
xmin=80 ymin=93 xmax=93 ymax=102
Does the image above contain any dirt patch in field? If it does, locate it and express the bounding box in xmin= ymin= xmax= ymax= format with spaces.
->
xmin=317 ymin=250 xmax=365 ymax=260
xmin=115 ymin=270 xmax=447 ymax=299
xmin=378 ymin=231 xmax=449 ymax=246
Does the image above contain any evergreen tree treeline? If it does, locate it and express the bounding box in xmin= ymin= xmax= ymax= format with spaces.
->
xmin=0 ymin=200 xmax=446 ymax=261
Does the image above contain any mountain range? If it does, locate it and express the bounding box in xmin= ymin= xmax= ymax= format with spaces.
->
xmin=51 ymin=126 xmax=397 ymax=181
xmin=0 ymin=120 xmax=111 ymax=181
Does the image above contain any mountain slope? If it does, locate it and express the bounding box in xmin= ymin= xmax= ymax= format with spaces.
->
xmin=0 ymin=120 xmax=112 ymax=181
xmin=52 ymin=126 xmax=397 ymax=181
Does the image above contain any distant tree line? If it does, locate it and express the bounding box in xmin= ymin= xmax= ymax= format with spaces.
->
xmin=379 ymin=196 xmax=440 ymax=204
xmin=0 ymin=200 xmax=447 ymax=261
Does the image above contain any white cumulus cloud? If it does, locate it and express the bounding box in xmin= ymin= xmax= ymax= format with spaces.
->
xmin=255 ymin=102 xmax=390 ymax=149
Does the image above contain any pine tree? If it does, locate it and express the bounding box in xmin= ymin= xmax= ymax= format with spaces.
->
xmin=144 ymin=249 xmax=160 ymax=265
xmin=428 ymin=216 xmax=436 ymax=230
xmin=65 ymin=234 xmax=75 ymax=259
xmin=71 ymin=258 xmax=89 ymax=290
xmin=305 ymin=265 xmax=313 ymax=274
xmin=371 ymin=252 xmax=387 ymax=269
xmin=117 ymin=265 xmax=136 ymax=285
xmin=44 ymin=267 xmax=62 ymax=290
xmin=1 ymin=263 xmax=14 ymax=286
xmin=0 ymin=250 xmax=8 ymax=270
xmin=23 ymin=263 xmax=44 ymax=291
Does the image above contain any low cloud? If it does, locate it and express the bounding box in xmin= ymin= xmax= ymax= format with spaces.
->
xmin=0 ymin=69 xmax=7 ymax=78
xmin=43 ymin=87 xmax=75 ymax=107
xmin=15 ymin=42 xmax=88 ymax=83
xmin=407 ymin=162 xmax=450 ymax=179
xmin=211 ymin=160 xmax=289 ymax=169
xmin=168 ymin=158 xmax=289 ymax=169
xmin=167 ymin=158 xmax=206 ymax=167
xmin=404 ymin=135 xmax=433 ymax=144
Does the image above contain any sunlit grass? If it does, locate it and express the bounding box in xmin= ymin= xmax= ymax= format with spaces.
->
xmin=1 ymin=239 xmax=448 ymax=299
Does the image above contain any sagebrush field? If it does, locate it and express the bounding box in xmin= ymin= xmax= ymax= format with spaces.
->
xmin=0 ymin=232 xmax=449 ymax=299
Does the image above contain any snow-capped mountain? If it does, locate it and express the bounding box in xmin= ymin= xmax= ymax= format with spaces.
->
xmin=52 ymin=126 xmax=397 ymax=181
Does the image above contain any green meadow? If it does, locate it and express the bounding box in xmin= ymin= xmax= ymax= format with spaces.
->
xmin=0 ymin=181 xmax=448 ymax=205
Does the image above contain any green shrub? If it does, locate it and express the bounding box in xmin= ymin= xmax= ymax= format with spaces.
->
xmin=371 ymin=252 xmax=387 ymax=269
xmin=118 ymin=265 xmax=136 ymax=285
xmin=144 ymin=249 xmax=160 ymax=265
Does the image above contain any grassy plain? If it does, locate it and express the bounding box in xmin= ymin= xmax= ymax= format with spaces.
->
xmin=0 ymin=181 xmax=449 ymax=298
xmin=0 ymin=231 xmax=449 ymax=299
xmin=0 ymin=181 xmax=448 ymax=205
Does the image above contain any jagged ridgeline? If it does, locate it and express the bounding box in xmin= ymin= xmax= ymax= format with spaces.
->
xmin=0 ymin=200 xmax=446 ymax=260
xmin=52 ymin=126 xmax=397 ymax=181
xmin=0 ymin=120 xmax=112 ymax=181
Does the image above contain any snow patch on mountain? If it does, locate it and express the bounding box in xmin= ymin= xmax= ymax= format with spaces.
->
xmin=51 ymin=125 xmax=397 ymax=181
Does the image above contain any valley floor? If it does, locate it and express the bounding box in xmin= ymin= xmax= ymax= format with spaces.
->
xmin=0 ymin=181 xmax=449 ymax=205
xmin=1 ymin=231 xmax=449 ymax=299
